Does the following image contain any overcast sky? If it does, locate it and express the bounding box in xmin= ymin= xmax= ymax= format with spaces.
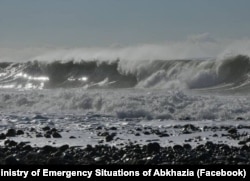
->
xmin=0 ymin=0 xmax=250 ymax=48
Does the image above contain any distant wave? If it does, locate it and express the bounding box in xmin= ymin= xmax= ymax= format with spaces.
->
xmin=0 ymin=55 xmax=250 ymax=92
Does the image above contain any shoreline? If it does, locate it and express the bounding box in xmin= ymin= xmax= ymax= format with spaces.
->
xmin=0 ymin=114 xmax=250 ymax=165
xmin=0 ymin=140 xmax=250 ymax=165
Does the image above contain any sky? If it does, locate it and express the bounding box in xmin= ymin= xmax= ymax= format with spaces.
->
xmin=1 ymin=0 xmax=250 ymax=47
xmin=1 ymin=0 xmax=250 ymax=61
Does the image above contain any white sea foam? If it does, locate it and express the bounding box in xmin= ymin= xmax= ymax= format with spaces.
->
xmin=1 ymin=89 xmax=250 ymax=121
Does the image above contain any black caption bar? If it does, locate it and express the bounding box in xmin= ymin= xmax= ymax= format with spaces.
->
xmin=0 ymin=165 xmax=249 ymax=180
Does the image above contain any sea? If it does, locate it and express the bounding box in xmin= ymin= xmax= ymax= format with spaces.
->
xmin=0 ymin=54 xmax=250 ymax=147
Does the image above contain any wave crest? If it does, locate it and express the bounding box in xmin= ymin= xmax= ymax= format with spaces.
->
xmin=0 ymin=55 xmax=250 ymax=92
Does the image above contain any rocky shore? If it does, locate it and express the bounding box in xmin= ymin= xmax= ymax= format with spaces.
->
xmin=1 ymin=139 xmax=250 ymax=165
xmin=1 ymin=115 xmax=250 ymax=165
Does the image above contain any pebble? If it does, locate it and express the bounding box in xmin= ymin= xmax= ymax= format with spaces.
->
xmin=52 ymin=132 xmax=62 ymax=138
xmin=0 ymin=133 xmax=6 ymax=140
xmin=6 ymin=129 xmax=16 ymax=137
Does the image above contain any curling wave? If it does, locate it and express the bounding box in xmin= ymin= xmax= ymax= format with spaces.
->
xmin=0 ymin=55 xmax=250 ymax=92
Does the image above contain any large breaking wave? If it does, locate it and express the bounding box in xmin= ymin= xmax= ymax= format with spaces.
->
xmin=0 ymin=55 xmax=250 ymax=92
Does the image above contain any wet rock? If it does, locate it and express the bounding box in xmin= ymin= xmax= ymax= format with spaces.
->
xmin=5 ymin=156 xmax=18 ymax=165
xmin=182 ymin=124 xmax=200 ymax=134
xmin=42 ymin=126 xmax=51 ymax=131
xmin=59 ymin=145 xmax=69 ymax=152
xmin=6 ymin=129 xmax=16 ymax=137
xmin=183 ymin=144 xmax=192 ymax=150
xmin=85 ymin=144 xmax=93 ymax=152
xmin=8 ymin=140 xmax=18 ymax=147
xmin=135 ymin=127 xmax=142 ymax=131
xmin=238 ymin=141 xmax=246 ymax=145
xmin=44 ymin=133 xmax=51 ymax=138
xmin=52 ymin=151 xmax=62 ymax=157
xmin=0 ymin=133 xmax=6 ymax=140
xmin=23 ymin=145 xmax=32 ymax=151
xmin=51 ymin=128 xmax=58 ymax=132
xmin=95 ymin=126 xmax=103 ymax=130
xmin=228 ymin=128 xmax=237 ymax=134
xmin=147 ymin=142 xmax=160 ymax=153
xmin=52 ymin=132 xmax=62 ymax=138
xmin=240 ymin=145 xmax=249 ymax=151
xmin=158 ymin=133 xmax=169 ymax=137
xmin=18 ymin=142 xmax=27 ymax=147
xmin=135 ymin=133 xmax=140 ymax=136
xmin=173 ymin=145 xmax=183 ymax=152
xmin=105 ymin=135 xmax=114 ymax=142
xmin=219 ymin=145 xmax=230 ymax=153
xmin=143 ymin=131 xmax=151 ymax=135
xmin=4 ymin=139 xmax=11 ymax=146
xmin=36 ymin=133 xmax=43 ymax=138
xmin=16 ymin=130 xmax=24 ymax=135
xmin=42 ymin=145 xmax=57 ymax=153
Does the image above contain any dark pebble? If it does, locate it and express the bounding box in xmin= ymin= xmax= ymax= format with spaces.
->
xmin=147 ymin=142 xmax=160 ymax=153
xmin=0 ymin=139 xmax=249 ymax=165
xmin=173 ymin=145 xmax=183 ymax=152
xmin=238 ymin=141 xmax=246 ymax=145
xmin=136 ymin=127 xmax=142 ymax=131
xmin=18 ymin=142 xmax=27 ymax=147
xmin=59 ymin=145 xmax=69 ymax=152
xmin=69 ymin=136 xmax=76 ymax=139
xmin=42 ymin=126 xmax=51 ymax=131
xmin=0 ymin=133 xmax=6 ymax=140
xmin=23 ymin=145 xmax=33 ymax=151
xmin=105 ymin=135 xmax=114 ymax=142
xmin=44 ymin=133 xmax=51 ymax=138
xmin=16 ymin=130 xmax=24 ymax=135
xmin=42 ymin=145 xmax=57 ymax=153
xmin=241 ymin=145 xmax=249 ymax=151
xmin=95 ymin=126 xmax=103 ymax=130
xmin=36 ymin=133 xmax=43 ymax=138
xmin=183 ymin=144 xmax=192 ymax=150
xmin=109 ymin=127 xmax=117 ymax=130
xmin=135 ymin=133 xmax=140 ymax=136
xmin=5 ymin=156 xmax=19 ymax=165
xmin=8 ymin=140 xmax=18 ymax=147
xmin=228 ymin=128 xmax=237 ymax=134
xmin=6 ymin=129 xmax=16 ymax=137
xmin=143 ymin=131 xmax=151 ymax=135
xmin=159 ymin=133 xmax=169 ymax=137
xmin=52 ymin=132 xmax=62 ymax=138
xmin=51 ymin=128 xmax=58 ymax=132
